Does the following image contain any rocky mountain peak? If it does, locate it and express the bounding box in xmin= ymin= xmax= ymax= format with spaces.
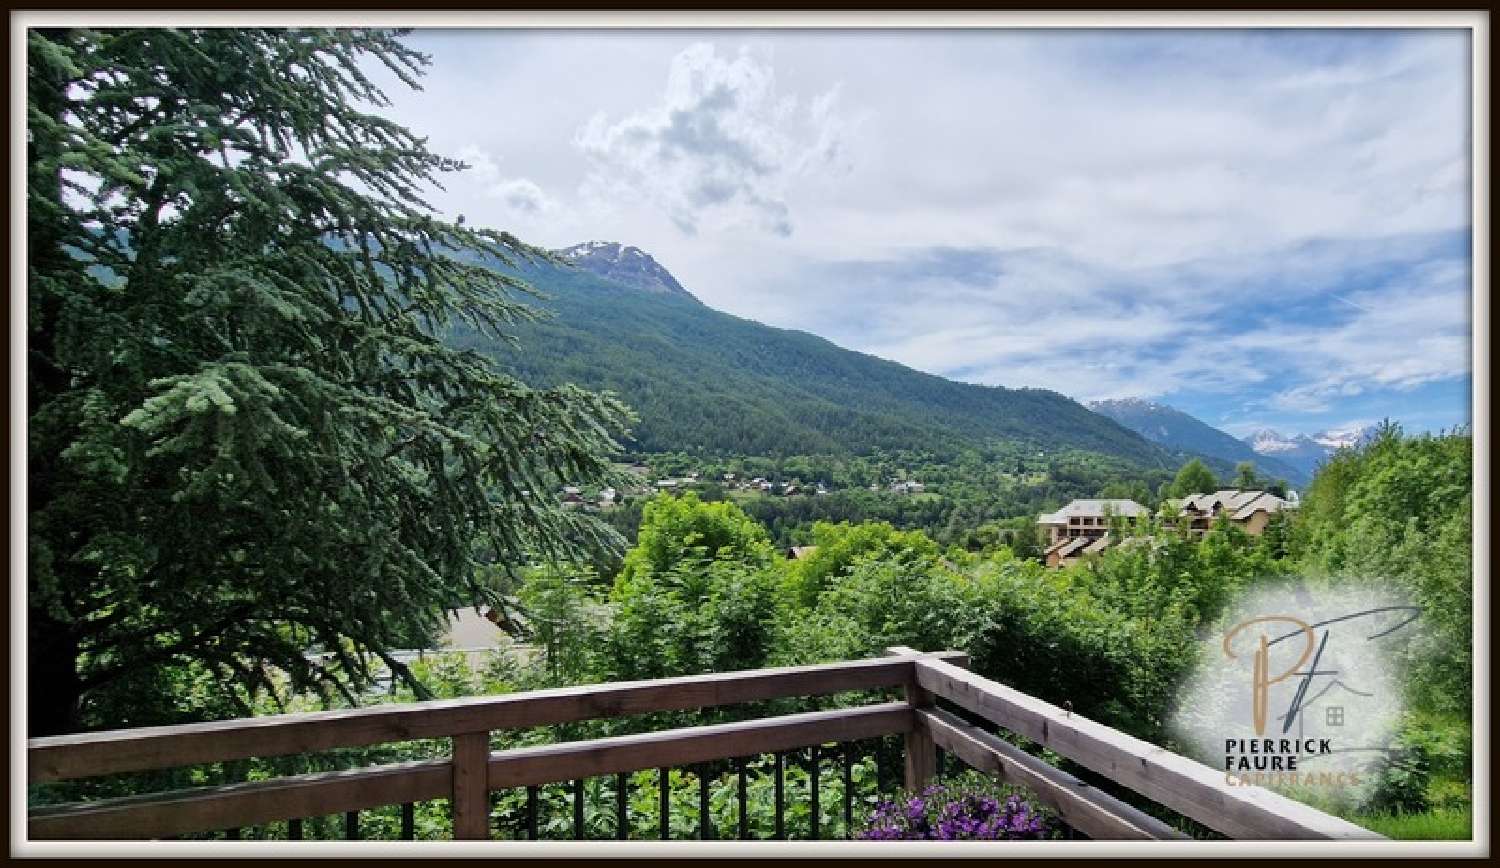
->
xmin=555 ymin=241 xmax=698 ymax=302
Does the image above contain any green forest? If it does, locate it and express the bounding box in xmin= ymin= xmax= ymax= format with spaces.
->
xmin=26 ymin=27 xmax=1473 ymax=843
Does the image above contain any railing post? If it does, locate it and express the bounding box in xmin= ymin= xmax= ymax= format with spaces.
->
xmin=452 ymin=731 xmax=491 ymax=840
xmin=885 ymin=646 xmax=936 ymax=792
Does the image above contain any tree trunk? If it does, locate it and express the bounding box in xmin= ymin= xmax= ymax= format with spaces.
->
xmin=28 ymin=611 xmax=82 ymax=736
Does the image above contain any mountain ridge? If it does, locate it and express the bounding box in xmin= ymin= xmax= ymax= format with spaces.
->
xmin=1243 ymin=425 xmax=1376 ymax=478
xmin=1087 ymin=397 xmax=1309 ymax=485
xmin=449 ymin=241 xmax=1176 ymax=469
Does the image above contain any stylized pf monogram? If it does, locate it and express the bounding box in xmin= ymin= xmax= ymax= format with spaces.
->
xmin=1222 ymin=616 xmax=1316 ymax=736
xmin=1222 ymin=607 xmax=1420 ymax=736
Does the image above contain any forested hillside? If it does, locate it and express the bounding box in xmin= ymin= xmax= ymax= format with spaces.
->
xmin=448 ymin=251 xmax=1172 ymax=467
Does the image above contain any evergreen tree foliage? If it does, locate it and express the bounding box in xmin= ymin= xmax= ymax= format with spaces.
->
xmin=27 ymin=28 xmax=629 ymax=733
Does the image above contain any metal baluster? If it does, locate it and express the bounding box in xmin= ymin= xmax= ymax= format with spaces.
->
xmin=937 ymin=747 xmax=946 ymax=781
xmin=843 ymin=744 xmax=854 ymax=839
xmin=616 ymin=772 xmax=628 ymax=840
xmin=809 ymin=745 xmax=820 ymax=840
xmin=401 ymin=803 xmax=414 ymax=840
xmin=288 ymin=818 xmax=303 ymax=841
xmin=773 ymin=751 xmax=785 ymax=840
xmin=573 ymin=779 xmax=585 ymax=840
xmin=737 ymin=758 xmax=749 ymax=840
xmin=699 ymin=764 xmax=712 ymax=839
xmin=345 ymin=810 xmax=358 ymax=840
xmin=659 ymin=767 xmax=670 ymax=840
xmin=526 ymin=785 xmax=539 ymax=840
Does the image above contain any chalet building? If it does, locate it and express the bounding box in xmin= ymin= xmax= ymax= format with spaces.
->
xmin=1036 ymin=499 xmax=1148 ymax=546
xmin=1170 ymin=489 xmax=1296 ymax=536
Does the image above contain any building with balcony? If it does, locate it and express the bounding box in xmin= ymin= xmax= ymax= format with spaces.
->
xmin=1170 ymin=489 xmax=1296 ymax=536
xmin=1036 ymin=499 xmax=1148 ymax=546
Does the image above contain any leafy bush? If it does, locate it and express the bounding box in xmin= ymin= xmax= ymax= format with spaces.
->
xmin=1368 ymin=741 xmax=1431 ymax=815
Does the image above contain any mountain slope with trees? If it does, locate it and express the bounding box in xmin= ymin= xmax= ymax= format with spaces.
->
xmin=451 ymin=249 xmax=1174 ymax=468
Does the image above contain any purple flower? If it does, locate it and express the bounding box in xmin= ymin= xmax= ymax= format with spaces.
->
xmin=856 ymin=781 xmax=1055 ymax=841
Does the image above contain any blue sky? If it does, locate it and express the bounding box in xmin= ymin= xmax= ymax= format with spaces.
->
xmin=366 ymin=27 xmax=1473 ymax=438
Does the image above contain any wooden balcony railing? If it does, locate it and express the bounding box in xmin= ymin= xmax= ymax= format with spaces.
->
xmin=26 ymin=647 xmax=1382 ymax=842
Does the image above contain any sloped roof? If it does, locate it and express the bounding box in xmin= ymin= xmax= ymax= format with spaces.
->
xmin=1048 ymin=537 xmax=1093 ymax=559
xmin=1082 ymin=534 xmax=1114 ymax=554
xmin=1178 ymin=489 xmax=1293 ymax=520
xmin=1232 ymin=491 xmax=1292 ymax=520
xmin=1038 ymin=499 xmax=1147 ymax=521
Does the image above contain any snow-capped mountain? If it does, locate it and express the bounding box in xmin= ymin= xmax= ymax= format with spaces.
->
xmin=1244 ymin=429 xmax=1316 ymax=455
xmin=1243 ymin=425 xmax=1376 ymax=476
xmin=554 ymin=241 xmax=698 ymax=301
xmin=1088 ymin=398 xmax=1308 ymax=484
xmin=1311 ymin=425 xmax=1376 ymax=451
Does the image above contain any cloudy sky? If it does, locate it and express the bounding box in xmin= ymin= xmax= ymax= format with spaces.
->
xmin=366 ymin=27 xmax=1473 ymax=437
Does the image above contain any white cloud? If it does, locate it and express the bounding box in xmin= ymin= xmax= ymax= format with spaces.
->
xmin=454 ymin=145 xmax=556 ymax=215
xmin=572 ymin=43 xmax=851 ymax=237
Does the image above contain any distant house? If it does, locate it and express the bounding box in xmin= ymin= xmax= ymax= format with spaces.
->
xmin=656 ymin=479 xmax=678 ymax=490
xmin=1036 ymin=499 xmax=1147 ymax=546
xmin=786 ymin=545 xmax=819 ymax=560
xmin=1172 ymin=489 xmax=1296 ymax=536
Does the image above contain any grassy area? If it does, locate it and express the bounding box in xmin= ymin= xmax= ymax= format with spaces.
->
xmin=1351 ymin=806 xmax=1472 ymax=840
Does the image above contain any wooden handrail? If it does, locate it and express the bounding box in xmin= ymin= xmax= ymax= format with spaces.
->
xmin=29 ymin=652 xmax=963 ymax=784
xmin=27 ymin=704 xmax=914 ymax=841
xmin=29 ymin=760 xmax=452 ymax=841
xmin=486 ymin=702 xmax=913 ymax=789
xmin=920 ymin=708 xmax=1184 ymax=841
xmin=912 ymin=656 xmax=1383 ymax=840
xmin=27 ymin=650 xmax=1382 ymax=842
